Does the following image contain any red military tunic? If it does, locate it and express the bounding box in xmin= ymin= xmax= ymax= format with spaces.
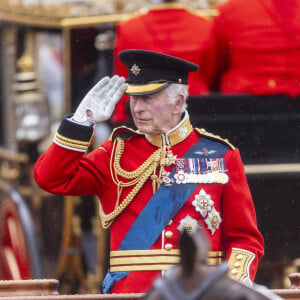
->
xmin=206 ymin=0 xmax=300 ymax=96
xmin=112 ymin=3 xmax=213 ymax=123
xmin=34 ymin=112 xmax=264 ymax=293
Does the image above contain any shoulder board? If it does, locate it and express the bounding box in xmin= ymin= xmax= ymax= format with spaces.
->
xmin=109 ymin=125 xmax=144 ymax=141
xmin=195 ymin=128 xmax=235 ymax=150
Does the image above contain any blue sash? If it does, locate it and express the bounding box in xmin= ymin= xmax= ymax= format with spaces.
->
xmin=103 ymin=137 xmax=229 ymax=293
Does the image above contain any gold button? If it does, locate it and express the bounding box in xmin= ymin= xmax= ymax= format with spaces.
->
xmin=234 ymin=262 xmax=241 ymax=267
xmin=165 ymin=243 xmax=173 ymax=251
xmin=231 ymin=269 xmax=238 ymax=275
xmin=236 ymin=254 xmax=243 ymax=260
xmin=167 ymin=220 xmax=173 ymax=226
xmin=165 ymin=231 xmax=173 ymax=238
xmin=268 ymin=79 xmax=276 ymax=88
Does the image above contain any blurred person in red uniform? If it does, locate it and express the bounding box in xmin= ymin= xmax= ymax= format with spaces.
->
xmin=34 ymin=50 xmax=264 ymax=294
xmin=112 ymin=0 xmax=213 ymax=124
xmin=206 ymin=0 xmax=300 ymax=95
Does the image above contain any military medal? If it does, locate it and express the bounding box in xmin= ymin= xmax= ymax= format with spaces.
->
xmin=165 ymin=149 xmax=177 ymax=166
xmin=160 ymin=170 xmax=173 ymax=186
xmin=174 ymin=170 xmax=187 ymax=184
xmin=174 ymin=157 xmax=228 ymax=184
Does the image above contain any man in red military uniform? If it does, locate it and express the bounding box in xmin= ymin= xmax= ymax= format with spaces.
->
xmin=112 ymin=0 xmax=213 ymax=123
xmin=34 ymin=50 xmax=264 ymax=294
xmin=206 ymin=0 xmax=300 ymax=96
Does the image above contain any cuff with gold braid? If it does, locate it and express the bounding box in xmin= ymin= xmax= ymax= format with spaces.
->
xmin=54 ymin=115 xmax=94 ymax=152
xmin=109 ymin=249 xmax=224 ymax=272
xmin=227 ymin=248 xmax=255 ymax=283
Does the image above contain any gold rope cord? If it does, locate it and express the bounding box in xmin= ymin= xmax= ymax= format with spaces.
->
xmin=99 ymin=138 xmax=164 ymax=228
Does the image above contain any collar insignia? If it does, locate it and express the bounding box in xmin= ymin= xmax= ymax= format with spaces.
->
xmin=146 ymin=111 xmax=193 ymax=147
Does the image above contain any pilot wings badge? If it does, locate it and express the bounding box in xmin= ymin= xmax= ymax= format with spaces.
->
xmin=194 ymin=148 xmax=217 ymax=156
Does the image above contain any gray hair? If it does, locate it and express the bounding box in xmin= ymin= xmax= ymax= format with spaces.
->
xmin=165 ymin=84 xmax=189 ymax=112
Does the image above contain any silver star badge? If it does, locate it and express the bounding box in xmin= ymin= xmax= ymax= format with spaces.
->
xmin=205 ymin=207 xmax=222 ymax=234
xmin=130 ymin=64 xmax=140 ymax=76
xmin=192 ymin=189 xmax=214 ymax=217
xmin=177 ymin=215 xmax=200 ymax=233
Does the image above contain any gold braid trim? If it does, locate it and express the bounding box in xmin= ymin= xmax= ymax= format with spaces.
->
xmin=228 ymin=248 xmax=255 ymax=282
xmin=99 ymin=138 xmax=164 ymax=228
xmin=195 ymin=128 xmax=235 ymax=150
xmin=113 ymin=138 xmax=162 ymax=179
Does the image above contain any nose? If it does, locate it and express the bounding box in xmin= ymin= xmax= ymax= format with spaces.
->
xmin=131 ymin=97 xmax=145 ymax=113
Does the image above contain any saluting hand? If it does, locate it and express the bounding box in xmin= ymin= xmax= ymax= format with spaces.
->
xmin=73 ymin=75 xmax=127 ymax=124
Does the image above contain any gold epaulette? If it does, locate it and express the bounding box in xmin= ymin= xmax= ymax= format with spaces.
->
xmin=195 ymin=128 xmax=235 ymax=150
xmin=109 ymin=125 xmax=144 ymax=141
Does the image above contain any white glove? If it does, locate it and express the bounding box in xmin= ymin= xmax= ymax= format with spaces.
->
xmin=73 ymin=75 xmax=127 ymax=124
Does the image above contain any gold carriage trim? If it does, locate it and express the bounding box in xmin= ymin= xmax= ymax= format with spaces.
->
xmin=228 ymin=248 xmax=255 ymax=281
xmin=54 ymin=132 xmax=91 ymax=152
xmin=110 ymin=249 xmax=224 ymax=272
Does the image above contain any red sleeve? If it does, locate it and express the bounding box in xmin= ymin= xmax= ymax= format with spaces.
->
xmin=221 ymin=148 xmax=264 ymax=280
xmin=34 ymin=142 xmax=111 ymax=197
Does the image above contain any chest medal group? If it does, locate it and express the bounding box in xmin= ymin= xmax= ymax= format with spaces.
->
xmin=159 ymin=149 xmax=224 ymax=235
xmin=103 ymin=136 xmax=228 ymax=235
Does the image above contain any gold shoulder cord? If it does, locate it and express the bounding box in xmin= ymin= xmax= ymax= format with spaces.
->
xmin=99 ymin=138 xmax=164 ymax=228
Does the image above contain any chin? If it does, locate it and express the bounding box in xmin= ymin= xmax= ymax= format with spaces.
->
xmin=137 ymin=126 xmax=152 ymax=134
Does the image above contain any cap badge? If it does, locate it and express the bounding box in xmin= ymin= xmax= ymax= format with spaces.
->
xmin=130 ymin=64 xmax=140 ymax=76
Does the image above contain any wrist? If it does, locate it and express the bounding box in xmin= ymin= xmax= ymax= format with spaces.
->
xmin=69 ymin=116 xmax=94 ymax=127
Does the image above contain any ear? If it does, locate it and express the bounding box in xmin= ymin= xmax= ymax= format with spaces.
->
xmin=173 ymin=94 xmax=185 ymax=115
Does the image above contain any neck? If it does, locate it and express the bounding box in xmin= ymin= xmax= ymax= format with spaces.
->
xmin=145 ymin=110 xmax=193 ymax=148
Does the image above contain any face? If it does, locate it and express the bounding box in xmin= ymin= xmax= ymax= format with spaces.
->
xmin=130 ymin=88 xmax=183 ymax=135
